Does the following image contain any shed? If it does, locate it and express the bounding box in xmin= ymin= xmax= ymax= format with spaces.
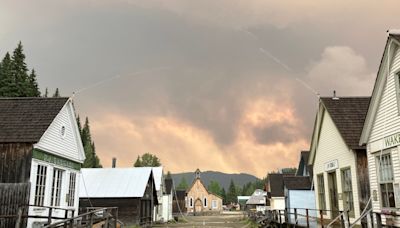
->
xmin=246 ymin=189 xmax=268 ymax=213
xmin=79 ymin=168 xmax=158 ymax=226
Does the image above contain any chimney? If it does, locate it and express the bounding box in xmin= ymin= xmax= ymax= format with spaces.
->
xmin=332 ymin=90 xmax=339 ymax=100
xmin=112 ymin=157 xmax=117 ymax=168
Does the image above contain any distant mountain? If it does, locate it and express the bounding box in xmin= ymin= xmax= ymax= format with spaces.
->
xmin=171 ymin=171 xmax=260 ymax=190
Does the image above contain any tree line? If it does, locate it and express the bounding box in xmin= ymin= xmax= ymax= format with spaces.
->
xmin=0 ymin=42 xmax=101 ymax=168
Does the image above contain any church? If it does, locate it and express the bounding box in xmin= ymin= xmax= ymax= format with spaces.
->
xmin=186 ymin=169 xmax=223 ymax=213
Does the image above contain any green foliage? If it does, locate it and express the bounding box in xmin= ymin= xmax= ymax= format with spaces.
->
xmin=281 ymin=167 xmax=297 ymax=174
xmin=0 ymin=42 xmax=40 ymax=97
xmin=226 ymin=179 xmax=238 ymax=204
xmin=81 ymin=117 xmax=102 ymax=168
xmin=208 ymin=180 xmax=222 ymax=196
xmin=166 ymin=171 xmax=172 ymax=179
xmin=177 ymin=177 xmax=189 ymax=190
xmin=241 ymin=178 xmax=266 ymax=196
xmin=53 ymin=88 xmax=60 ymax=97
xmin=221 ymin=188 xmax=227 ymax=204
xmin=133 ymin=153 xmax=161 ymax=167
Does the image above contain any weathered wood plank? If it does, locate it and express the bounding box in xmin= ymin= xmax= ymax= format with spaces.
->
xmin=0 ymin=183 xmax=30 ymax=228
xmin=0 ymin=143 xmax=33 ymax=183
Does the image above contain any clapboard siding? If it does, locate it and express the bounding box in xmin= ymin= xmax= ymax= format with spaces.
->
xmin=35 ymin=101 xmax=84 ymax=163
xmin=313 ymin=110 xmax=361 ymax=222
xmin=370 ymin=46 xmax=400 ymax=142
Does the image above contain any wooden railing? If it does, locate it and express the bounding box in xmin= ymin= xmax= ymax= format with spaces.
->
xmin=0 ymin=204 xmax=75 ymax=228
xmin=44 ymin=207 xmax=119 ymax=228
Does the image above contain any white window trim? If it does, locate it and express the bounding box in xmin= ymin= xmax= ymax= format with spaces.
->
xmin=212 ymin=200 xmax=217 ymax=209
xmin=189 ymin=197 xmax=193 ymax=208
xmin=394 ymin=70 xmax=400 ymax=115
xmin=375 ymin=151 xmax=396 ymax=209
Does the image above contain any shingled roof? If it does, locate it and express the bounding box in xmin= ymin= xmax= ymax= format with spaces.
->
xmin=320 ymin=97 xmax=370 ymax=149
xmin=283 ymin=176 xmax=312 ymax=190
xmin=267 ymin=174 xmax=285 ymax=197
xmin=0 ymin=97 xmax=69 ymax=143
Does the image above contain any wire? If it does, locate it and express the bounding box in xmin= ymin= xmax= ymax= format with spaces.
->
xmin=81 ymin=172 xmax=94 ymax=208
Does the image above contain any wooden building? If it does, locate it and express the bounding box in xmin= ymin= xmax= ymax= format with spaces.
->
xmin=79 ymin=167 xmax=158 ymax=226
xmin=359 ymin=31 xmax=400 ymax=226
xmin=246 ymin=189 xmax=267 ymax=213
xmin=186 ymin=169 xmax=223 ymax=214
xmin=152 ymin=167 xmax=173 ymax=223
xmin=0 ymin=97 xmax=85 ymax=227
xmin=308 ymin=96 xmax=370 ymax=225
xmin=172 ymin=190 xmax=187 ymax=214
xmin=265 ymin=173 xmax=286 ymax=211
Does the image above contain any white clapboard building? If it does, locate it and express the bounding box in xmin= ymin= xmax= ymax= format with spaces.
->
xmin=360 ymin=31 xmax=400 ymax=226
xmin=0 ymin=97 xmax=85 ymax=228
xmin=308 ymin=96 xmax=370 ymax=225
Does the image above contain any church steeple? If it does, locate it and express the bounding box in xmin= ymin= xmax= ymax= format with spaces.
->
xmin=195 ymin=168 xmax=201 ymax=179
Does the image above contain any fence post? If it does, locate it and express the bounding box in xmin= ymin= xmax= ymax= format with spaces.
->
xmin=340 ymin=211 xmax=344 ymax=228
xmin=320 ymin=210 xmax=324 ymax=228
xmin=306 ymin=209 xmax=309 ymax=228
xmin=376 ymin=213 xmax=382 ymax=227
xmin=14 ymin=207 xmax=23 ymax=228
xmin=294 ymin=208 xmax=298 ymax=225
xmin=279 ymin=210 xmax=282 ymax=224
xmin=343 ymin=210 xmax=350 ymax=228
xmin=63 ymin=210 xmax=68 ymax=228
xmin=285 ymin=208 xmax=289 ymax=224
xmin=367 ymin=210 xmax=372 ymax=228
xmin=47 ymin=208 xmax=53 ymax=225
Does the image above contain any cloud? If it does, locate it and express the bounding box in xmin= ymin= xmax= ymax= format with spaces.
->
xmin=90 ymin=97 xmax=307 ymax=177
xmin=306 ymin=46 xmax=375 ymax=96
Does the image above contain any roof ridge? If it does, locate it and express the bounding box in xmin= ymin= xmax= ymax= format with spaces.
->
xmin=0 ymin=97 xmax=69 ymax=100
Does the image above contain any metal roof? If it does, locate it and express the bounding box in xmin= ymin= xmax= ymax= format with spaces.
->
xmin=79 ymin=167 xmax=152 ymax=198
xmin=246 ymin=189 xmax=267 ymax=205
xmin=152 ymin=167 xmax=163 ymax=191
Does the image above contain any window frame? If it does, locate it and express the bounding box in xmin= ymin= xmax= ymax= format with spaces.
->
xmin=340 ymin=167 xmax=355 ymax=218
xmin=212 ymin=200 xmax=217 ymax=209
xmin=376 ymin=152 xmax=396 ymax=209
xmin=394 ymin=71 xmax=400 ymax=115
xmin=317 ymin=173 xmax=326 ymax=214
xmin=34 ymin=164 xmax=47 ymax=206
xmin=67 ymin=172 xmax=76 ymax=207
xmin=189 ymin=197 xmax=193 ymax=208
xmin=204 ymin=197 xmax=207 ymax=207
xmin=51 ymin=168 xmax=64 ymax=207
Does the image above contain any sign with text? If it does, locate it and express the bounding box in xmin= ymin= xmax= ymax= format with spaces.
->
xmin=324 ymin=159 xmax=338 ymax=171
xmin=384 ymin=133 xmax=400 ymax=149
xmin=33 ymin=149 xmax=81 ymax=170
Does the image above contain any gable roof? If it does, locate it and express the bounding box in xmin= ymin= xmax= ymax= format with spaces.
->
xmin=267 ymin=173 xmax=285 ymax=197
xmin=0 ymin=97 xmax=69 ymax=143
xmin=320 ymin=97 xmax=370 ymax=149
xmin=79 ymin=168 xmax=154 ymax=198
xmin=152 ymin=166 xmax=163 ymax=192
xmin=283 ymin=176 xmax=312 ymax=190
xmin=360 ymin=32 xmax=400 ymax=145
xmin=296 ymin=151 xmax=312 ymax=176
xmin=246 ymin=189 xmax=267 ymax=205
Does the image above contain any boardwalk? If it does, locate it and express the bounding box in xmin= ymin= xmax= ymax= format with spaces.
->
xmin=153 ymin=213 xmax=248 ymax=228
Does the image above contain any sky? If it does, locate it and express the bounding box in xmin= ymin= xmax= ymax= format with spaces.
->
xmin=0 ymin=0 xmax=399 ymax=177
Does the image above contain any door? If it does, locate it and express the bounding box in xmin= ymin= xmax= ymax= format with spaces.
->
xmin=194 ymin=199 xmax=202 ymax=214
xmin=328 ymin=171 xmax=339 ymax=219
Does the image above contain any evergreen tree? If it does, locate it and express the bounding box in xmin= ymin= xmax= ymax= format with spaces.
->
xmin=44 ymin=87 xmax=48 ymax=97
xmin=11 ymin=41 xmax=30 ymax=96
xmin=226 ymin=179 xmax=238 ymax=204
xmin=0 ymin=52 xmax=18 ymax=96
xmin=53 ymin=88 xmax=60 ymax=97
xmin=81 ymin=117 xmax=102 ymax=168
xmin=27 ymin=69 xmax=40 ymax=96
xmin=221 ymin=188 xmax=227 ymax=205
xmin=166 ymin=171 xmax=172 ymax=179
xmin=208 ymin=180 xmax=222 ymax=196
xmin=177 ymin=177 xmax=189 ymax=190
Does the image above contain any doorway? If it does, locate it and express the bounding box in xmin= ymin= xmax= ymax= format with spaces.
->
xmin=328 ymin=171 xmax=339 ymax=219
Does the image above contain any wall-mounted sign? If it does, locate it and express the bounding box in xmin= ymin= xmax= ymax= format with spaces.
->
xmin=383 ymin=132 xmax=400 ymax=149
xmin=324 ymin=160 xmax=339 ymax=171
xmin=33 ymin=149 xmax=81 ymax=170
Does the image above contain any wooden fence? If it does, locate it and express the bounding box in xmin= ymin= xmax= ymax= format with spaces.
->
xmin=0 ymin=183 xmax=30 ymax=228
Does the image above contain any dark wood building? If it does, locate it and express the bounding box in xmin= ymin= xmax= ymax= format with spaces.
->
xmin=172 ymin=190 xmax=187 ymax=214
xmin=79 ymin=167 xmax=158 ymax=226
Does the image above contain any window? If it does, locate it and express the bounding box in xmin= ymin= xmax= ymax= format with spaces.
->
xmin=51 ymin=168 xmax=63 ymax=207
xmin=189 ymin=197 xmax=193 ymax=207
xmin=212 ymin=200 xmax=217 ymax=209
xmin=34 ymin=165 xmax=47 ymax=206
xmin=317 ymin=174 xmax=326 ymax=212
xmin=204 ymin=197 xmax=207 ymax=207
xmin=341 ymin=168 xmax=354 ymax=217
xmin=377 ymin=154 xmax=395 ymax=208
xmin=67 ymin=173 xmax=76 ymax=206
